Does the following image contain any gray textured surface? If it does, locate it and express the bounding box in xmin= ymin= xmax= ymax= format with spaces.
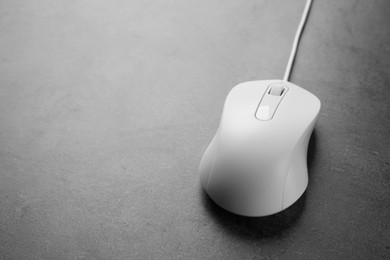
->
xmin=0 ymin=0 xmax=390 ymax=259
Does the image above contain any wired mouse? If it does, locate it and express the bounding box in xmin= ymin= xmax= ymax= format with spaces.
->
xmin=198 ymin=0 xmax=320 ymax=216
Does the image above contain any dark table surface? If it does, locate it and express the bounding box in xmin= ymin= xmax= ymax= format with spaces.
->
xmin=0 ymin=0 xmax=389 ymax=259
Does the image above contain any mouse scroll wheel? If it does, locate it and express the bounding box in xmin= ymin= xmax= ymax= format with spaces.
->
xmin=269 ymin=84 xmax=285 ymax=96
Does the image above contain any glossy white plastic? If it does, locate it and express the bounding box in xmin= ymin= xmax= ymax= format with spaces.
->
xmin=199 ymin=80 xmax=320 ymax=217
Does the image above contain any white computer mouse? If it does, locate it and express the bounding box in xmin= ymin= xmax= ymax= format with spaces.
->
xmin=199 ymin=80 xmax=320 ymax=217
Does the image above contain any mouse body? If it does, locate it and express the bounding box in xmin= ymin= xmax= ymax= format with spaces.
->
xmin=199 ymin=80 xmax=320 ymax=217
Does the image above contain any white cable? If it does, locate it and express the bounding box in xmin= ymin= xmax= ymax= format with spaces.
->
xmin=283 ymin=0 xmax=313 ymax=84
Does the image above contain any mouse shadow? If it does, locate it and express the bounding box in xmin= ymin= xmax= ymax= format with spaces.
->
xmin=307 ymin=129 xmax=318 ymax=175
xmin=200 ymin=189 xmax=306 ymax=240
xmin=200 ymin=130 xmax=318 ymax=240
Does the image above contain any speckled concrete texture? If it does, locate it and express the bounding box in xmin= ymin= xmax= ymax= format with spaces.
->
xmin=0 ymin=0 xmax=389 ymax=259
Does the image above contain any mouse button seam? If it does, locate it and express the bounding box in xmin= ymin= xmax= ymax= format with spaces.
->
xmin=253 ymin=86 xmax=269 ymax=120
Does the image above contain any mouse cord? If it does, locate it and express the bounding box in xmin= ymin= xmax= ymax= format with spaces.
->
xmin=282 ymin=0 xmax=313 ymax=85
